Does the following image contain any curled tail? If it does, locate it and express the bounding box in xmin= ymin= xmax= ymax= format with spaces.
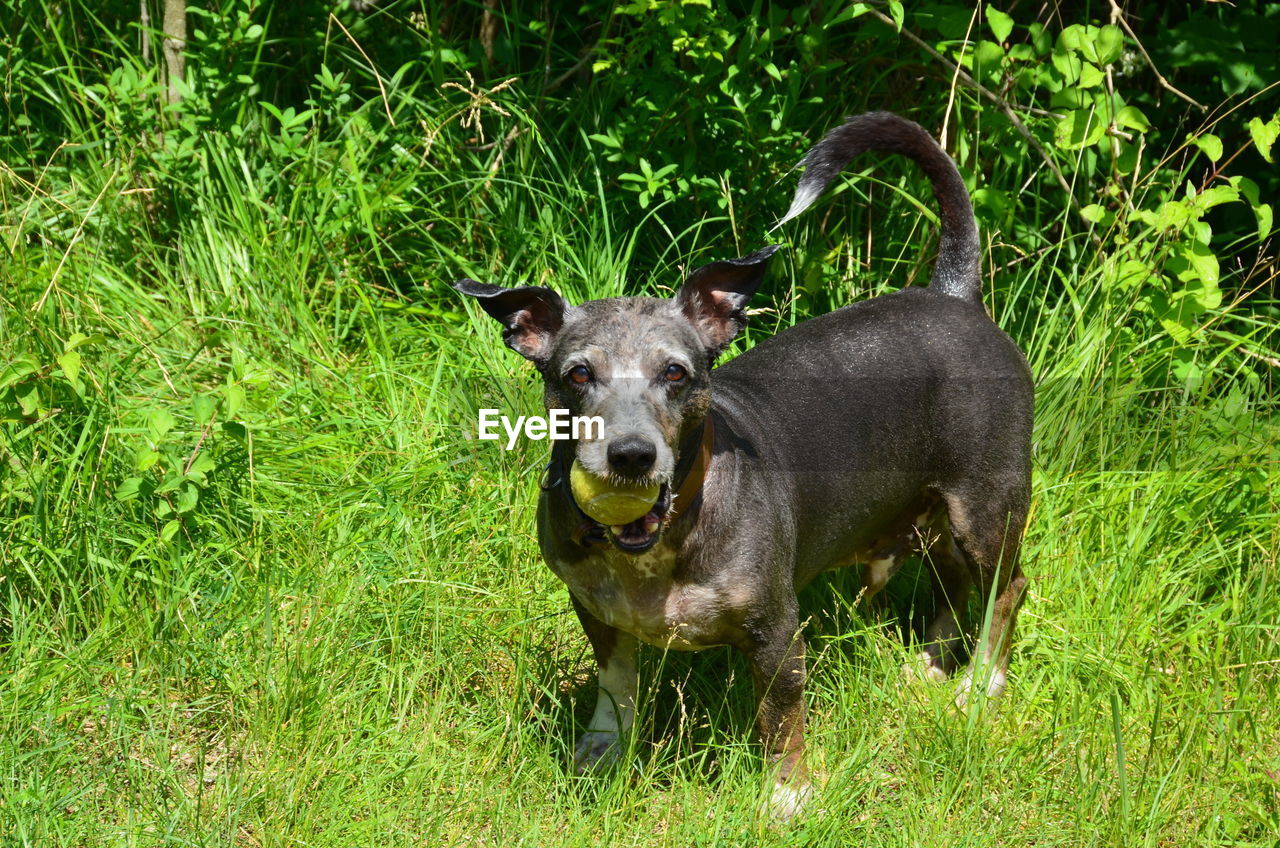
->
xmin=779 ymin=112 xmax=981 ymax=302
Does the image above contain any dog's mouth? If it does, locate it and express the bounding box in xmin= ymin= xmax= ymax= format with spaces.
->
xmin=603 ymin=483 xmax=672 ymax=553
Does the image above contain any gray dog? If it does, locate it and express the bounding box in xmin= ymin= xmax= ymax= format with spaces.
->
xmin=455 ymin=112 xmax=1032 ymax=817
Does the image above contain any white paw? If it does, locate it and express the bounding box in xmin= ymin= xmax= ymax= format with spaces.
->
xmin=573 ymin=731 xmax=622 ymax=774
xmin=901 ymin=650 xmax=949 ymax=683
xmin=954 ymin=666 xmax=1007 ymax=710
xmin=764 ymin=782 xmax=813 ymax=821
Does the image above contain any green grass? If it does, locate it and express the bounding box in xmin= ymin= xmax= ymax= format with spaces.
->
xmin=3 ymin=6 xmax=1279 ymax=845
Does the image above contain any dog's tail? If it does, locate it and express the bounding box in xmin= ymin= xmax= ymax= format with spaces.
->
xmin=778 ymin=112 xmax=980 ymax=302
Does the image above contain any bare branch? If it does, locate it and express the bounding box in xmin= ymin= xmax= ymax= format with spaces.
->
xmin=1108 ymin=0 xmax=1207 ymax=112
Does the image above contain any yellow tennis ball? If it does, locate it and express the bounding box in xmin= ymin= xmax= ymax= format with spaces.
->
xmin=569 ymin=461 xmax=660 ymax=525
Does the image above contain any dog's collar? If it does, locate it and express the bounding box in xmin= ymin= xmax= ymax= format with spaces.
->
xmin=544 ymin=416 xmax=716 ymax=550
xmin=667 ymin=415 xmax=715 ymax=524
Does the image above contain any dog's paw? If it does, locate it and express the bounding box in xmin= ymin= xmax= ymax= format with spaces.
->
xmin=573 ymin=731 xmax=622 ymax=774
xmin=900 ymin=650 xmax=949 ymax=684
xmin=954 ymin=664 xmax=1007 ymax=710
xmin=763 ymin=782 xmax=813 ymax=821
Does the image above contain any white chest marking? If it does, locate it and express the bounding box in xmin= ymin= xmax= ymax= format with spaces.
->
xmin=555 ymin=545 xmax=740 ymax=650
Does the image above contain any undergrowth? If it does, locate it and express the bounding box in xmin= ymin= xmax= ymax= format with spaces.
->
xmin=1 ymin=2 xmax=1277 ymax=845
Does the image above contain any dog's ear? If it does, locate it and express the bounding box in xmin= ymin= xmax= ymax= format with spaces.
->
xmin=453 ymin=279 xmax=568 ymax=365
xmin=676 ymin=244 xmax=782 ymax=356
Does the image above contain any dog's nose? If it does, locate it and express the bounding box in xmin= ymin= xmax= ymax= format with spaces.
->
xmin=607 ymin=434 xmax=657 ymax=477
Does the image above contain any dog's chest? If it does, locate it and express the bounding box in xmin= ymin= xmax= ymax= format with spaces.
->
xmin=550 ymin=546 xmax=743 ymax=650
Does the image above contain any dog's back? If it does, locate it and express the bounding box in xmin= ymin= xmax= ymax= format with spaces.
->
xmin=713 ymin=114 xmax=1031 ymax=584
xmin=715 ymin=287 xmax=1031 ymax=584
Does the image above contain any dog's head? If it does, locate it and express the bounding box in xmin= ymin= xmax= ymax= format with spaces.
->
xmin=456 ymin=245 xmax=780 ymax=552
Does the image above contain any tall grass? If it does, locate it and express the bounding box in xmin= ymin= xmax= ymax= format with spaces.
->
xmin=2 ymin=3 xmax=1277 ymax=846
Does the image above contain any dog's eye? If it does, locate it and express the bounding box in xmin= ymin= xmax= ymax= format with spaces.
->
xmin=567 ymin=365 xmax=592 ymax=385
xmin=663 ymin=364 xmax=687 ymax=383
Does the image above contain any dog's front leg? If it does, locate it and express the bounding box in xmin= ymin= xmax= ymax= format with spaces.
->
xmin=570 ymin=594 xmax=637 ymax=773
xmin=746 ymin=612 xmax=812 ymax=819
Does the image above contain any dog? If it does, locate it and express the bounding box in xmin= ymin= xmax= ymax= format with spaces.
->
xmin=454 ymin=112 xmax=1033 ymax=818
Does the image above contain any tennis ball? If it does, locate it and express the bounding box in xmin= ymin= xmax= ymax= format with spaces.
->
xmin=569 ymin=460 xmax=660 ymax=525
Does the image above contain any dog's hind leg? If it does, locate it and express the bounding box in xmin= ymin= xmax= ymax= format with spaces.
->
xmin=942 ymin=484 xmax=1029 ymax=706
xmin=570 ymin=595 xmax=638 ymax=773
xmin=914 ymin=515 xmax=972 ymax=682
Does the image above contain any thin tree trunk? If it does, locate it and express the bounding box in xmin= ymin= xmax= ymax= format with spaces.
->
xmin=140 ymin=0 xmax=151 ymax=64
xmin=480 ymin=0 xmax=497 ymax=62
xmin=162 ymin=0 xmax=186 ymax=105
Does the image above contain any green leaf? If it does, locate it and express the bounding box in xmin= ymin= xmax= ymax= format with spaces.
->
xmin=1077 ymin=62 xmax=1105 ymax=88
xmin=1058 ymin=24 xmax=1084 ymax=52
xmin=1254 ymin=204 xmax=1274 ymax=242
xmin=193 ymin=394 xmax=218 ymax=424
xmin=1116 ymin=140 xmax=1140 ymax=175
xmin=1232 ymin=176 xmax=1274 ymax=241
xmin=985 ymin=7 xmax=1013 ymax=42
xmin=1028 ymin=22 xmax=1051 ymax=55
xmin=1108 ymin=259 xmax=1154 ymax=291
xmin=115 ymin=477 xmax=144 ymax=501
xmin=17 ymin=386 xmax=39 ymax=417
xmin=1115 ymin=105 xmax=1150 ymax=133
xmin=587 ymin=133 xmax=621 ymax=149
xmin=160 ymin=519 xmax=182 ymax=543
xmin=1051 ymin=48 xmax=1083 ymax=84
xmin=64 ymin=332 xmax=102 ymax=351
xmin=1193 ymin=184 xmax=1239 ymax=213
xmin=1190 ymin=133 xmax=1223 ymax=162
xmin=1170 ymin=348 xmax=1203 ymax=393
xmin=225 ymin=382 xmax=245 ymax=419
xmin=1094 ymin=25 xmax=1124 ymax=65
xmin=1167 ymin=241 xmax=1222 ymax=311
xmin=259 ymin=101 xmax=284 ymax=123
xmin=56 ymin=351 xmax=81 ymax=386
xmin=1080 ymin=204 xmax=1108 ymax=223
xmin=1055 ymin=109 xmax=1105 ymax=150
xmin=156 ymin=472 xmax=185 ymax=494
xmin=974 ymin=41 xmax=1005 ymax=78
xmin=0 ymin=355 xmax=40 ymax=389
xmin=134 ymin=449 xmax=161 ymax=472
xmin=972 ymin=187 xmax=1009 ymax=222
xmin=148 ymin=409 xmax=176 ymax=442
xmin=887 ymin=0 xmax=905 ymax=31
xmin=1190 ymin=220 xmax=1212 ymax=245
xmin=176 ymin=483 xmax=199 ymax=514
xmin=1007 ymin=44 xmax=1036 ymax=62
xmin=1149 ymin=290 xmax=1197 ymax=344
xmin=187 ymin=453 xmax=217 ymax=480
xmin=1247 ymin=115 xmax=1279 ymax=163
xmin=1138 ymin=199 xmax=1190 ymax=232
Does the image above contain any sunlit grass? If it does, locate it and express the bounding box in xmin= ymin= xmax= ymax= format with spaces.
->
xmin=2 ymin=7 xmax=1278 ymax=846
